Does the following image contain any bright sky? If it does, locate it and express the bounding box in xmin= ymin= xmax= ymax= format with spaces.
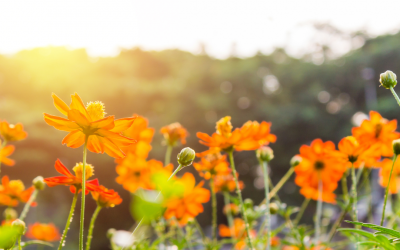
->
xmin=0 ymin=0 xmax=399 ymax=58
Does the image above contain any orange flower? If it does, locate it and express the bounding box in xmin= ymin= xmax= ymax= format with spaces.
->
xmin=240 ymin=120 xmax=277 ymax=147
xmin=163 ymin=173 xmax=210 ymax=225
xmin=193 ymin=152 xmax=230 ymax=179
xmin=219 ymin=218 xmax=256 ymax=250
xmin=213 ymin=172 xmax=244 ymax=193
xmin=91 ymin=185 xmax=122 ymax=208
xmin=160 ymin=122 xmax=188 ymax=146
xmin=223 ymin=203 xmax=239 ymax=216
xmin=0 ymin=176 xmax=36 ymax=207
xmin=0 ymin=121 xmax=28 ymax=142
xmin=43 ymin=93 xmax=136 ymax=158
xmin=379 ymin=158 xmax=400 ymax=194
xmin=116 ymin=155 xmax=173 ymax=193
xmin=334 ymin=136 xmax=381 ymax=168
xmin=0 ymin=141 xmax=15 ymax=166
xmin=26 ymin=223 xmax=60 ymax=241
xmin=271 ymin=236 xmax=280 ymax=246
xmin=44 ymin=159 xmax=100 ymax=194
xmin=352 ymin=111 xmax=400 ymax=157
xmin=294 ymin=139 xmax=345 ymax=204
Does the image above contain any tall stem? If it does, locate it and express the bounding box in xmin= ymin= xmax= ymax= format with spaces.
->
xmin=79 ymin=136 xmax=89 ymax=250
xmin=0 ymin=139 xmax=7 ymax=178
xmin=260 ymin=167 xmax=294 ymax=205
xmin=228 ymin=151 xmax=254 ymax=250
xmin=165 ymin=145 xmax=173 ymax=166
xmin=223 ymin=192 xmax=235 ymax=239
xmin=59 ymin=192 xmax=79 ymax=250
xmin=260 ymin=160 xmax=271 ymax=250
xmin=390 ymin=86 xmax=400 ymax=106
xmin=293 ymin=198 xmax=310 ymax=226
xmin=381 ymin=155 xmax=398 ymax=226
xmin=364 ymin=169 xmax=373 ymax=223
xmin=19 ymin=189 xmax=38 ymax=221
xmin=85 ymin=205 xmax=102 ymax=250
xmin=341 ymin=170 xmax=348 ymax=201
xmin=210 ymin=177 xmax=217 ymax=243
xmin=315 ymin=179 xmax=323 ymax=246
xmin=350 ymin=163 xmax=358 ymax=223
xmin=18 ymin=236 xmax=22 ymax=250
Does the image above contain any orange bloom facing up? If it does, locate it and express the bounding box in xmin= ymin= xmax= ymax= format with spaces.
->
xmin=0 ymin=141 xmax=15 ymax=166
xmin=116 ymin=155 xmax=173 ymax=193
xmin=44 ymin=159 xmax=100 ymax=194
xmin=219 ymin=218 xmax=256 ymax=250
xmin=160 ymin=122 xmax=189 ymax=146
xmin=379 ymin=158 xmax=400 ymax=194
xmin=197 ymin=116 xmax=260 ymax=155
xmin=163 ymin=173 xmax=210 ymax=225
xmin=0 ymin=176 xmax=36 ymax=207
xmin=294 ymin=139 xmax=345 ymax=204
xmin=213 ymin=172 xmax=244 ymax=193
xmin=91 ymin=185 xmax=122 ymax=208
xmin=352 ymin=111 xmax=400 ymax=157
xmin=26 ymin=223 xmax=60 ymax=241
xmin=44 ymin=93 xmax=136 ymax=158
xmin=0 ymin=121 xmax=28 ymax=142
xmin=240 ymin=120 xmax=277 ymax=147
xmin=193 ymin=152 xmax=230 ymax=180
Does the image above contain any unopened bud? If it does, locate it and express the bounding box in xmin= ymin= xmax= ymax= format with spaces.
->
xmin=393 ymin=139 xmax=400 ymax=155
xmin=256 ymin=146 xmax=274 ymax=162
xmin=33 ymin=176 xmax=46 ymax=190
xmin=269 ymin=203 xmax=279 ymax=214
xmin=3 ymin=208 xmax=18 ymax=220
xmin=380 ymin=70 xmax=397 ymax=89
xmin=12 ymin=219 xmax=26 ymax=235
xmin=107 ymin=228 xmax=116 ymax=239
xmin=177 ymin=147 xmax=195 ymax=167
xmin=244 ymin=198 xmax=253 ymax=210
xmin=290 ymin=155 xmax=302 ymax=167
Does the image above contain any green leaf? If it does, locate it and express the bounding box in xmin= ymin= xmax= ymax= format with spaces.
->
xmin=345 ymin=221 xmax=400 ymax=238
xmin=130 ymin=190 xmax=164 ymax=224
xmin=0 ymin=226 xmax=19 ymax=249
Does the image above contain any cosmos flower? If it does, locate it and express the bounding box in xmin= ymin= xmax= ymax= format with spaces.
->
xmin=0 ymin=121 xmax=28 ymax=142
xmin=0 ymin=176 xmax=36 ymax=207
xmin=160 ymin=122 xmax=189 ymax=146
xmin=240 ymin=120 xmax=277 ymax=147
xmin=26 ymin=223 xmax=61 ymax=241
xmin=193 ymin=152 xmax=230 ymax=180
xmin=91 ymin=185 xmax=122 ymax=208
xmin=219 ymin=218 xmax=256 ymax=250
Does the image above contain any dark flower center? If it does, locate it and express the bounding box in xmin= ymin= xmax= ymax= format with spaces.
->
xmin=348 ymin=155 xmax=358 ymax=163
xmin=375 ymin=124 xmax=383 ymax=138
xmin=314 ymin=161 xmax=325 ymax=170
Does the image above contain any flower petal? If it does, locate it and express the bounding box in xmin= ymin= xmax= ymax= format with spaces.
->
xmin=54 ymin=159 xmax=74 ymax=177
xmin=111 ymin=117 xmax=136 ymax=133
xmin=44 ymin=113 xmax=81 ymax=131
xmin=70 ymin=93 xmax=90 ymax=119
xmin=68 ymin=109 xmax=90 ymax=127
xmin=91 ymin=116 xmax=115 ymax=130
xmin=52 ymin=93 xmax=70 ymax=116
xmin=62 ymin=130 xmax=86 ymax=148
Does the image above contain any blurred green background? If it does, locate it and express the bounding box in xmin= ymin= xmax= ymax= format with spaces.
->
xmin=2 ymin=30 xmax=400 ymax=249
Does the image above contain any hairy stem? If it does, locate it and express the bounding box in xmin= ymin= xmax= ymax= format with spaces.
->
xmin=165 ymin=145 xmax=173 ymax=166
xmin=85 ymin=205 xmax=102 ymax=250
xmin=341 ymin=170 xmax=348 ymax=201
xmin=381 ymin=155 xmax=398 ymax=226
xmin=315 ymin=179 xmax=323 ymax=246
xmin=210 ymin=177 xmax=217 ymax=243
xmin=260 ymin=160 xmax=271 ymax=250
xmin=351 ymin=163 xmax=358 ymax=223
xmin=260 ymin=166 xmax=294 ymax=205
xmin=58 ymin=192 xmax=79 ymax=250
xmin=79 ymin=136 xmax=89 ymax=250
xmin=293 ymin=198 xmax=310 ymax=226
xmin=19 ymin=189 xmax=38 ymax=221
xmin=390 ymin=86 xmax=400 ymax=106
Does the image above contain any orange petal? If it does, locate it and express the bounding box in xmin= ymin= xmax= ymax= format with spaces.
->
xmin=111 ymin=117 xmax=136 ymax=133
xmin=44 ymin=113 xmax=81 ymax=131
xmin=62 ymin=130 xmax=86 ymax=148
xmin=1 ymin=145 xmax=15 ymax=156
xmin=67 ymin=109 xmax=90 ymax=127
xmin=91 ymin=116 xmax=115 ymax=130
xmin=52 ymin=93 xmax=70 ymax=116
xmin=1 ymin=157 xmax=15 ymax=166
xmin=69 ymin=93 xmax=90 ymax=119
xmin=54 ymin=159 xmax=74 ymax=177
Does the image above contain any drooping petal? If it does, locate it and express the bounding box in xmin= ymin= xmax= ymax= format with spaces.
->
xmin=68 ymin=109 xmax=90 ymax=127
xmin=96 ymin=129 xmax=136 ymax=147
xmin=87 ymin=135 xmax=104 ymax=153
xmin=62 ymin=130 xmax=86 ymax=148
xmin=97 ymin=137 xmax=125 ymax=158
xmin=111 ymin=117 xmax=136 ymax=133
xmin=91 ymin=116 xmax=115 ymax=130
xmin=1 ymin=145 xmax=15 ymax=156
xmin=52 ymin=93 xmax=70 ymax=116
xmin=54 ymin=159 xmax=74 ymax=177
xmin=1 ymin=157 xmax=15 ymax=166
xmin=44 ymin=113 xmax=81 ymax=131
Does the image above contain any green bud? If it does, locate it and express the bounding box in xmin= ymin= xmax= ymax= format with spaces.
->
xmin=3 ymin=208 xmax=18 ymax=220
xmin=269 ymin=203 xmax=279 ymax=214
xmin=290 ymin=155 xmax=302 ymax=167
xmin=244 ymin=198 xmax=253 ymax=210
xmin=380 ymin=70 xmax=397 ymax=89
xmin=256 ymin=146 xmax=274 ymax=162
xmin=177 ymin=147 xmax=195 ymax=167
xmin=33 ymin=176 xmax=46 ymax=190
xmin=11 ymin=219 xmax=26 ymax=235
xmin=107 ymin=228 xmax=116 ymax=239
xmin=393 ymin=139 xmax=400 ymax=156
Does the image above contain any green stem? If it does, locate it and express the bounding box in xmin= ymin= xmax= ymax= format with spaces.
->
xmin=18 ymin=236 xmax=22 ymax=250
xmin=210 ymin=177 xmax=217 ymax=243
xmin=79 ymin=136 xmax=89 ymax=250
xmin=293 ymin=198 xmax=310 ymax=226
xmin=0 ymin=139 xmax=7 ymax=178
xmin=315 ymin=179 xmax=323 ymax=246
xmin=381 ymin=154 xmax=398 ymax=226
xmin=19 ymin=189 xmax=39 ymax=221
xmin=260 ymin=160 xmax=271 ymax=250
xmin=260 ymin=167 xmax=294 ymax=205
xmin=228 ymin=151 xmax=254 ymax=250
xmin=223 ymin=192 xmax=235 ymax=239
xmin=58 ymin=192 xmax=79 ymax=250
xmin=194 ymin=219 xmax=207 ymax=245
xmin=85 ymin=205 xmax=102 ymax=250
xmin=341 ymin=170 xmax=348 ymax=200
xmin=390 ymin=86 xmax=400 ymax=106
xmin=165 ymin=145 xmax=173 ymax=166
xmin=364 ymin=169 xmax=373 ymax=223
xmin=351 ymin=163 xmax=358 ymax=223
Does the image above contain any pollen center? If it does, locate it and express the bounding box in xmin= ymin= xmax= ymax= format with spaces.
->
xmin=216 ymin=116 xmax=233 ymax=138
xmin=314 ymin=161 xmax=325 ymax=170
xmin=86 ymin=101 xmax=106 ymax=121
xmin=375 ymin=124 xmax=383 ymax=138
xmin=73 ymin=163 xmax=95 ymax=180
xmin=9 ymin=180 xmax=25 ymax=194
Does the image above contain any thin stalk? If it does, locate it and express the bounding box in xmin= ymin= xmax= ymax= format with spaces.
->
xmin=185 ymin=224 xmax=195 ymax=250
xmin=341 ymin=170 xmax=348 ymax=200
xmin=260 ymin=160 xmax=271 ymax=250
xmin=18 ymin=236 xmax=22 ymax=250
xmin=85 ymin=205 xmax=102 ymax=250
xmin=381 ymin=155 xmax=398 ymax=226
xmin=351 ymin=162 xmax=358 ymax=223
xmin=390 ymin=86 xmax=400 ymax=106
xmin=210 ymin=177 xmax=217 ymax=243
xmin=364 ymin=169 xmax=373 ymax=223
xmin=315 ymin=179 xmax=323 ymax=246
xmin=260 ymin=167 xmax=294 ymax=205
xmin=194 ymin=219 xmax=207 ymax=245
xmin=293 ymin=198 xmax=310 ymax=226
xmin=0 ymin=139 xmax=6 ymax=178
xmin=223 ymin=192 xmax=235 ymax=239
xmin=19 ymin=189 xmax=39 ymax=220
xmin=79 ymin=136 xmax=89 ymax=250
xmin=165 ymin=145 xmax=173 ymax=166
xmin=228 ymin=151 xmax=254 ymax=250
xmin=58 ymin=192 xmax=79 ymax=250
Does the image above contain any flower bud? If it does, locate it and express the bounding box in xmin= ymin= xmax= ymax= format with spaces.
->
xmin=12 ymin=219 xmax=26 ymax=235
xmin=380 ymin=70 xmax=397 ymax=89
xmin=244 ymin=198 xmax=253 ymax=210
xmin=33 ymin=176 xmax=46 ymax=190
xmin=269 ymin=203 xmax=279 ymax=214
xmin=393 ymin=139 xmax=400 ymax=156
xmin=290 ymin=155 xmax=302 ymax=167
xmin=107 ymin=228 xmax=116 ymax=239
xmin=177 ymin=147 xmax=195 ymax=167
xmin=3 ymin=208 xmax=18 ymax=220
xmin=256 ymin=146 xmax=274 ymax=162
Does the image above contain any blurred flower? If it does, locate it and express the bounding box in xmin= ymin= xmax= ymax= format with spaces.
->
xmin=0 ymin=121 xmax=27 ymax=142
xmin=352 ymin=111 xmax=400 ymax=157
xmin=44 ymin=159 xmax=100 ymax=194
xmin=116 ymin=155 xmax=173 ymax=193
xmin=193 ymin=152 xmax=230 ymax=179
xmin=240 ymin=121 xmax=277 ymax=147
xmin=0 ymin=141 xmax=15 ymax=166
xmin=91 ymin=185 xmax=122 ymax=208
xmin=271 ymin=236 xmax=280 ymax=246
xmin=43 ymin=93 xmax=136 ymax=158
xmin=1 ymin=219 xmax=16 ymax=226
xmin=112 ymin=230 xmax=135 ymax=247
xmin=213 ymin=172 xmax=244 ymax=193
xmin=219 ymin=218 xmax=256 ymax=250
xmin=379 ymin=157 xmax=400 ymax=194
xmin=0 ymin=176 xmax=36 ymax=207
xmin=223 ymin=203 xmax=239 ymax=216
xmin=160 ymin=122 xmax=188 ymax=146
xmin=163 ymin=173 xmax=210 ymax=225
xmin=26 ymin=223 xmax=60 ymax=241
xmin=294 ymin=139 xmax=345 ymax=204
